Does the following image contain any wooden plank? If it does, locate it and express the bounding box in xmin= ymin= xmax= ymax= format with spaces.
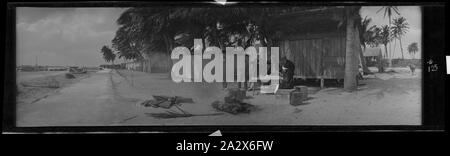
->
xmin=317 ymin=39 xmax=323 ymax=77
xmin=311 ymin=39 xmax=316 ymax=77
xmin=301 ymin=40 xmax=307 ymax=77
xmin=282 ymin=34 xmax=346 ymax=80
xmin=319 ymin=36 xmax=346 ymax=79
xmin=286 ymin=41 xmax=292 ymax=61
xmin=294 ymin=40 xmax=300 ymax=76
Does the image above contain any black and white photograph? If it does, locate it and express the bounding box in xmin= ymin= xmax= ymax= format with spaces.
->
xmin=8 ymin=3 xmax=433 ymax=127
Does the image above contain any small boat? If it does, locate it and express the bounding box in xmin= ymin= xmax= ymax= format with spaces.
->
xmin=68 ymin=67 xmax=87 ymax=74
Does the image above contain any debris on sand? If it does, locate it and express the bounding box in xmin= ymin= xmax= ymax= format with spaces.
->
xmin=141 ymin=95 xmax=223 ymax=119
xmin=30 ymin=95 xmax=49 ymax=104
xmin=65 ymin=73 xmax=76 ymax=79
xmin=145 ymin=111 xmax=223 ymax=119
xmin=211 ymin=101 xmax=256 ymax=115
xmin=47 ymin=78 xmax=60 ymax=88
xmin=211 ymin=88 xmax=258 ymax=115
xmin=293 ymin=108 xmax=303 ymax=114
xmin=385 ymin=70 xmax=398 ymax=73
xmin=20 ymin=78 xmax=60 ymax=88
xmin=119 ymin=115 xmax=138 ymax=123
xmin=140 ymin=95 xmax=194 ymax=109
xmin=68 ymin=67 xmax=87 ymax=74
xmin=224 ymin=88 xmax=247 ymax=103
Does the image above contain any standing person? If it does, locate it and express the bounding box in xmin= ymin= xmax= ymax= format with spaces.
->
xmin=280 ymin=56 xmax=295 ymax=89
xmin=409 ymin=64 xmax=416 ymax=75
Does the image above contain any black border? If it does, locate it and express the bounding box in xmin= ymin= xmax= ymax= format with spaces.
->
xmin=3 ymin=1 xmax=447 ymax=133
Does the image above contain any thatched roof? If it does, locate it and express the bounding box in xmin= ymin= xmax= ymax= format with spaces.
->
xmin=270 ymin=7 xmax=346 ymax=36
xmin=363 ymin=47 xmax=382 ymax=57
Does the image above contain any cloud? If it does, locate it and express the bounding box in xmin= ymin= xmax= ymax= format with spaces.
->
xmin=16 ymin=8 xmax=125 ymax=66
xmin=18 ymin=8 xmax=116 ymax=42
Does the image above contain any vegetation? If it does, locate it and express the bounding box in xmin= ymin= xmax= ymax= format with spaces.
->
xmin=391 ymin=17 xmax=409 ymax=59
xmin=111 ymin=7 xmax=286 ymax=59
xmin=100 ymin=45 xmax=116 ymax=65
xmin=378 ymin=25 xmax=391 ymax=59
xmin=377 ymin=6 xmax=400 ymax=25
xmin=407 ymin=42 xmax=419 ymax=59
xmin=377 ymin=6 xmax=400 ymax=59
xmin=359 ymin=16 xmax=378 ymax=74
xmin=109 ymin=6 xmax=366 ymax=91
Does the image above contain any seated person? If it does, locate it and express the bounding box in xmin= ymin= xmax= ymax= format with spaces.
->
xmin=279 ymin=56 xmax=295 ymax=89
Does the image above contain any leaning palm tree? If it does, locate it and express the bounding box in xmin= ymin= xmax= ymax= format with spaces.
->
xmin=391 ymin=17 xmax=409 ymax=59
xmin=407 ymin=42 xmax=419 ymax=59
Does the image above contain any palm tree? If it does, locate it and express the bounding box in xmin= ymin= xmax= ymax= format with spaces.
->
xmin=113 ymin=7 xmax=191 ymax=73
xmin=100 ymin=45 xmax=116 ymax=65
xmin=343 ymin=6 xmax=363 ymax=91
xmin=359 ymin=16 xmax=378 ymax=74
xmin=377 ymin=6 xmax=400 ymax=26
xmin=407 ymin=42 xmax=419 ymax=59
xmin=379 ymin=25 xmax=391 ymax=71
xmin=391 ymin=17 xmax=409 ymax=59
xmin=379 ymin=25 xmax=391 ymax=59
xmin=377 ymin=6 xmax=400 ymax=65
xmin=112 ymin=26 xmax=144 ymax=61
xmin=366 ymin=26 xmax=382 ymax=47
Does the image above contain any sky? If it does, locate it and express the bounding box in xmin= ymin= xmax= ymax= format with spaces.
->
xmin=16 ymin=6 xmax=422 ymax=67
xmin=16 ymin=7 xmax=126 ymax=66
xmin=361 ymin=6 xmax=422 ymax=59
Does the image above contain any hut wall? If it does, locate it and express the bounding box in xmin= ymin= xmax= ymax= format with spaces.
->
xmin=280 ymin=32 xmax=346 ymax=79
xmin=148 ymin=52 xmax=171 ymax=73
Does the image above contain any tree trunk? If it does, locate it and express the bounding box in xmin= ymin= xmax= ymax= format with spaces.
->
xmin=381 ymin=45 xmax=389 ymax=72
xmin=377 ymin=54 xmax=384 ymax=73
xmin=142 ymin=52 xmax=151 ymax=73
xmin=384 ymin=44 xmax=388 ymax=58
xmin=388 ymin=56 xmax=392 ymax=68
xmin=344 ymin=7 xmax=360 ymax=92
xmin=399 ymin=38 xmax=404 ymax=59
xmin=388 ymin=19 xmax=392 ymax=67
xmin=112 ymin=60 xmax=115 ymax=70
xmin=163 ymin=34 xmax=174 ymax=77
xmin=388 ymin=50 xmax=392 ymax=67
xmin=382 ymin=44 xmax=388 ymax=72
xmin=360 ymin=46 xmax=370 ymax=74
xmin=393 ymin=39 xmax=397 ymax=58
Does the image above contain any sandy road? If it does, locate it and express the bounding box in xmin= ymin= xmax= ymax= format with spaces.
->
xmin=15 ymin=67 xmax=421 ymax=126
xmin=17 ymin=71 xmax=67 ymax=82
xmin=16 ymin=69 xmax=122 ymax=127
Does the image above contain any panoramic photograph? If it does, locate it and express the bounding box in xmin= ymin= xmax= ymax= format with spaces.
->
xmin=15 ymin=5 xmax=422 ymax=126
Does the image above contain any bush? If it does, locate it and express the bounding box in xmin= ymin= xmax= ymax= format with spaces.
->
xmin=65 ymin=73 xmax=76 ymax=79
xmin=391 ymin=59 xmax=422 ymax=68
xmin=380 ymin=59 xmax=422 ymax=68
xmin=381 ymin=59 xmax=390 ymax=67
